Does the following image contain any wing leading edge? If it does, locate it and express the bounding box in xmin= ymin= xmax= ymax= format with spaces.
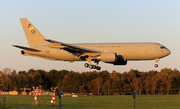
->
xmin=45 ymin=39 xmax=101 ymax=54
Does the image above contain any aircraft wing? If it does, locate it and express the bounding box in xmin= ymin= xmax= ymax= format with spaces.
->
xmin=45 ymin=39 xmax=101 ymax=54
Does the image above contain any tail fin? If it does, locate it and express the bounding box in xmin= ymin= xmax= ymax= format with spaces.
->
xmin=20 ymin=18 xmax=50 ymax=48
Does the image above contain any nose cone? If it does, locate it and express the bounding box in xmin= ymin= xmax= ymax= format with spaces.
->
xmin=166 ymin=49 xmax=171 ymax=56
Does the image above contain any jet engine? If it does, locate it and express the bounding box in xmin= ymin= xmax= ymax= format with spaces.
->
xmin=100 ymin=52 xmax=117 ymax=62
xmin=100 ymin=52 xmax=127 ymax=65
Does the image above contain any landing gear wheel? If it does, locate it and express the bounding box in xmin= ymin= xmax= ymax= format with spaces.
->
xmin=96 ymin=66 xmax=101 ymax=70
xmin=154 ymin=64 xmax=158 ymax=68
xmin=92 ymin=65 xmax=96 ymax=69
xmin=84 ymin=63 xmax=89 ymax=68
xmin=85 ymin=61 xmax=101 ymax=70
xmin=89 ymin=65 xmax=93 ymax=69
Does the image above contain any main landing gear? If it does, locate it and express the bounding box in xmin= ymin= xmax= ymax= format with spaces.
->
xmin=84 ymin=63 xmax=101 ymax=70
xmin=154 ymin=59 xmax=159 ymax=68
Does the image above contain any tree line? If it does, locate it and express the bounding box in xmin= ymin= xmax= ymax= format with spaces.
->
xmin=0 ymin=68 xmax=180 ymax=95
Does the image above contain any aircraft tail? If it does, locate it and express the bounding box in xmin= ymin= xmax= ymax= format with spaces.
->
xmin=20 ymin=18 xmax=50 ymax=48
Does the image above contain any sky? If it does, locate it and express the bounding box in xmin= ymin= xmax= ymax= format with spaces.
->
xmin=0 ymin=0 xmax=179 ymax=73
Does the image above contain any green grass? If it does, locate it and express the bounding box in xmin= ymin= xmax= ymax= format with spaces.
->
xmin=0 ymin=95 xmax=180 ymax=109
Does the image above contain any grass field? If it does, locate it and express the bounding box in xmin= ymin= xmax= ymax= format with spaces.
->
xmin=0 ymin=95 xmax=180 ymax=109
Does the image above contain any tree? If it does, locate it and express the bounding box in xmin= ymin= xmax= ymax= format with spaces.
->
xmin=88 ymin=77 xmax=103 ymax=94
xmin=123 ymin=84 xmax=132 ymax=95
xmin=0 ymin=71 xmax=5 ymax=89
xmin=96 ymin=77 xmax=103 ymax=95
xmin=102 ymin=79 xmax=111 ymax=95
xmin=144 ymin=77 xmax=152 ymax=95
xmin=61 ymin=72 xmax=81 ymax=92
xmin=11 ymin=70 xmax=18 ymax=90
xmin=151 ymin=76 xmax=158 ymax=95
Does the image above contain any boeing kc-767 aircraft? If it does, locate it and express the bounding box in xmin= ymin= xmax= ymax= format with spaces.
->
xmin=13 ymin=18 xmax=171 ymax=70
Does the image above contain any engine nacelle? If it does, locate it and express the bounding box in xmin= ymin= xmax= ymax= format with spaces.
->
xmin=100 ymin=52 xmax=117 ymax=62
xmin=100 ymin=52 xmax=127 ymax=65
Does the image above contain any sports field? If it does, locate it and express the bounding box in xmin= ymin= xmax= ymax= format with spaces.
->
xmin=0 ymin=95 xmax=180 ymax=109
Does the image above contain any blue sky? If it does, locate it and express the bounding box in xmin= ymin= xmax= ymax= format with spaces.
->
xmin=0 ymin=0 xmax=179 ymax=73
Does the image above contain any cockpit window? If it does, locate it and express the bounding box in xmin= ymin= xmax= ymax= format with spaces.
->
xmin=160 ymin=46 xmax=167 ymax=49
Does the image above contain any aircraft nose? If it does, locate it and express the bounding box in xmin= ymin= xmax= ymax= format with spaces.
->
xmin=167 ymin=49 xmax=171 ymax=56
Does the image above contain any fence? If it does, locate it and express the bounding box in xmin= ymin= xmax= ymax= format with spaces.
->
xmin=0 ymin=89 xmax=180 ymax=96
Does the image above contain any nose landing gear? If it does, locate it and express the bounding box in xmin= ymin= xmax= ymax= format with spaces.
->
xmin=154 ymin=59 xmax=159 ymax=68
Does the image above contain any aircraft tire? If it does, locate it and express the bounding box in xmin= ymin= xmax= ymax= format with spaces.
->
xmin=154 ymin=64 xmax=158 ymax=68
xmin=89 ymin=65 xmax=93 ymax=69
xmin=96 ymin=66 xmax=101 ymax=70
xmin=84 ymin=63 xmax=89 ymax=68
xmin=92 ymin=65 xmax=96 ymax=69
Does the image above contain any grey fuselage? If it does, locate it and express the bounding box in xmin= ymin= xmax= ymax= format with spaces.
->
xmin=23 ymin=42 xmax=171 ymax=62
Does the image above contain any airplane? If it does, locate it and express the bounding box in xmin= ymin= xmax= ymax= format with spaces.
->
xmin=13 ymin=18 xmax=171 ymax=70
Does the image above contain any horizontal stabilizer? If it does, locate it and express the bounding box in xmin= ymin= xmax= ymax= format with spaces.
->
xmin=12 ymin=45 xmax=41 ymax=52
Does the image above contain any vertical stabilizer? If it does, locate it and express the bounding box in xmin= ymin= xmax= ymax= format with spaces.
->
xmin=20 ymin=18 xmax=50 ymax=48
